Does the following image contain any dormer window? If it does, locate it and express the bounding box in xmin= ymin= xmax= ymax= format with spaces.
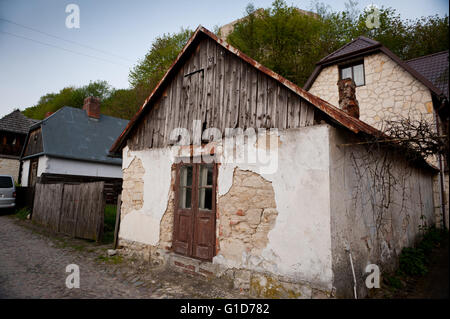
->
xmin=339 ymin=61 xmax=365 ymax=86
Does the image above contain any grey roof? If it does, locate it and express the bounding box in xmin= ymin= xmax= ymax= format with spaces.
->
xmin=318 ymin=36 xmax=380 ymax=64
xmin=0 ymin=110 xmax=38 ymax=134
xmin=406 ymin=51 xmax=449 ymax=99
xmin=27 ymin=107 xmax=128 ymax=165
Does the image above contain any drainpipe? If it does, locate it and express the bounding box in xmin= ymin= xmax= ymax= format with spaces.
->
xmin=345 ymin=244 xmax=358 ymax=299
xmin=434 ymin=109 xmax=447 ymax=230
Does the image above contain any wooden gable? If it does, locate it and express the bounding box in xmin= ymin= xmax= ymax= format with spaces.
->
xmin=126 ymin=35 xmax=317 ymax=151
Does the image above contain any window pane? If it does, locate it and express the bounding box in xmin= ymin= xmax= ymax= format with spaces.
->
xmin=179 ymin=165 xmax=193 ymax=187
xmin=199 ymin=164 xmax=213 ymax=187
xmin=353 ymin=64 xmax=364 ymax=86
xmin=199 ymin=187 xmax=212 ymax=210
xmin=341 ymin=67 xmax=352 ymax=80
xmin=179 ymin=187 xmax=192 ymax=209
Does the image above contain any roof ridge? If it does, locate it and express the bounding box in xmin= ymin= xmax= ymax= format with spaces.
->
xmin=406 ymin=50 xmax=449 ymax=63
xmin=110 ymin=25 xmax=383 ymax=153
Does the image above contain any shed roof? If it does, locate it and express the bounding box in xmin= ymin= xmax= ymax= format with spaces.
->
xmin=0 ymin=110 xmax=38 ymax=134
xmin=110 ymin=26 xmax=384 ymax=154
xmin=23 ymin=106 xmax=128 ymax=165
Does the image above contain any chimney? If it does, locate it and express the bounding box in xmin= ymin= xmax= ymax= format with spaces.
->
xmin=83 ymin=96 xmax=101 ymax=119
xmin=337 ymin=78 xmax=360 ymax=119
xmin=44 ymin=111 xmax=54 ymax=118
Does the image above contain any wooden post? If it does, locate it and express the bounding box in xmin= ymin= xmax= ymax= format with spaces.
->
xmin=113 ymin=194 xmax=121 ymax=249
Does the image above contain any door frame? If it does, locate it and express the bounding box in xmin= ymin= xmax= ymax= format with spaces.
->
xmin=173 ymin=161 xmax=217 ymax=262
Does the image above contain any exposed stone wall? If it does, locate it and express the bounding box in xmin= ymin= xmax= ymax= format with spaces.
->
xmin=0 ymin=157 xmax=20 ymax=182
xmin=309 ymin=52 xmax=435 ymax=130
xmin=121 ymin=157 xmax=144 ymax=217
xmin=217 ymin=168 xmax=278 ymax=263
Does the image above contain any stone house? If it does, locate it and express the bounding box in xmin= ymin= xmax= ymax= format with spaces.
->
xmin=304 ymin=37 xmax=449 ymax=230
xmin=109 ymin=26 xmax=438 ymax=298
xmin=20 ymin=97 xmax=128 ymax=203
xmin=0 ymin=110 xmax=37 ymax=182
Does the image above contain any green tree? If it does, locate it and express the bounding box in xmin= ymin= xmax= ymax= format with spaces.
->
xmin=129 ymin=28 xmax=193 ymax=90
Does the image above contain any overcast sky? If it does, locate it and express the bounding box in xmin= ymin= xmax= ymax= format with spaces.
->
xmin=0 ymin=0 xmax=448 ymax=118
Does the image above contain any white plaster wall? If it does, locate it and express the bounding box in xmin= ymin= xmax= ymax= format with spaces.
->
xmin=119 ymin=125 xmax=334 ymax=289
xmin=44 ymin=156 xmax=122 ymax=178
xmin=21 ymin=156 xmax=122 ymax=186
xmin=328 ymin=127 xmax=436 ymax=297
xmin=119 ymin=147 xmax=175 ymax=246
xmin=309 ymin=52 xmax=435 ymax=130
xmin=21 ymin=159 xmax=30 ymax=187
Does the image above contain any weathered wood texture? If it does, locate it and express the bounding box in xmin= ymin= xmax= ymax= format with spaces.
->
xmin=38 ymin=173 xmax=122 ymax=204
xmin=127 ymin=37 xmax=316 ymax=151
xmin=32 ymin=182 xmax=105 ymax=241
xmin=23 ymin=128 xmax=43 ymax=157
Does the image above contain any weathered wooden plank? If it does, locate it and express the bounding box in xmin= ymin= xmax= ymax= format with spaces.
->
xmin=239 ymin=62 xmax=248 ymax=129
xmin=276 ymin=84 xmax=287 ymax=130
xmin=256 ymin=71 xmax=267 ymax=128
xmin=248 ymin=67 xmax=258 ymax=128
xmin=266 ymin=78 xmax=277 ymax=128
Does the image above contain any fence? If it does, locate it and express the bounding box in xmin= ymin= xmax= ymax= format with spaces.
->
xmin=32 ymin=181 xmax=105 ymax=241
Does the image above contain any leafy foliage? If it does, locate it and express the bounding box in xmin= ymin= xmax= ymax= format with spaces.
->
xmin=129 ymin=28 xmax=193 ymax=89
xmin=398 ymin=226 xmax=447 ymax=276
xmin=227 ymin=0 xmax=449 ymax=87
xmin=20 ymin=1 xmax=448 ymax=120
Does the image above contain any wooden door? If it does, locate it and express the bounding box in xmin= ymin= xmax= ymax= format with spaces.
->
xmin=28 ymin=158 xmax=38 ymax=187
xmin=173 ymin=163 xmax=216 ymax=261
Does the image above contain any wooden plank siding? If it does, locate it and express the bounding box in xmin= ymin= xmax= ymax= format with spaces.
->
xmin=127 ymin=37 xmax=317 ymax=151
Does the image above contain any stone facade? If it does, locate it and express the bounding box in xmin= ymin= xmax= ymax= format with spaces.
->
xmin=309 ymin=52 xmax=435 ymax=130
xmin=217 ymin=168 xmax=278 ymax=264
xmin=121 ymin=157 xmax=145 ymax=217
xmin=0 ymin=157 xmax=20 ymax=182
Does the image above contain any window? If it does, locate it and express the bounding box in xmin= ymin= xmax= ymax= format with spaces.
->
xmin=339 ymin=61 xmax=365 ymax=86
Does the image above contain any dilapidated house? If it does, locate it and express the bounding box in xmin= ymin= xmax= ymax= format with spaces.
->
xmin=110 ymin=26 xmax=438 ymax=298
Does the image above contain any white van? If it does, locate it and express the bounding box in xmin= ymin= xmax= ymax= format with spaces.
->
xmin=0 ymin=175 xmax=16 ymax=211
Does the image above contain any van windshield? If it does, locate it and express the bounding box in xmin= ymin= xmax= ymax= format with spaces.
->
xmin=0 ymin=176 xmax=13 ymax=188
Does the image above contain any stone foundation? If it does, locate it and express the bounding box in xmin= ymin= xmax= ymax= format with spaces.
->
xmin=117 ymin=239 xmax=332 ymax=298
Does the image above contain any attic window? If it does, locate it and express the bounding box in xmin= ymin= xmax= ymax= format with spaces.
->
xmin=339 ymin=61 xmax=365 ymax=86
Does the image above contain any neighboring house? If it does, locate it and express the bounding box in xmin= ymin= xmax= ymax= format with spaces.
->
xmin=0 ymin=110 xmax=37 ymax=182
xmin=109 ymin=26 xmax=437 ymax=298
xmin=304 ymin=37 xmax=449 ymax=229
xmin=20 ymin=97 xmax=128 ymax=202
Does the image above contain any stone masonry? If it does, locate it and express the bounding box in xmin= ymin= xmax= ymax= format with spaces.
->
xmin=121 ymin=157 xmax=145 ymax=217
xmin=217 ymin=168 xmax=278 ymax=263
xmin=0 ymin=157 xmax=20 ymax=182
xmin=309 ymin=52 xmax=435 ymax=130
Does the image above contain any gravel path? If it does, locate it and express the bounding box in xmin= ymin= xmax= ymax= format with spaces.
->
xmin=0 ymin=215 xmax=243 ymax=299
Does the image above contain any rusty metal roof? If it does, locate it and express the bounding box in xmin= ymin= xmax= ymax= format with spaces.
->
xmin=406 ymin=51 xmax=449 ymax=99
xmin=110 ymin=26 xmax=385 ymax=154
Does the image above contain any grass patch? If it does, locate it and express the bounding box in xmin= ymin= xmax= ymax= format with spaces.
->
xmin=97 ymin=254 xmax=123 ymax=264
xmin=103 ymin=204 xmax=117 ymax=244
xmin=15 ymin=207 xmax=31 ymax=220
